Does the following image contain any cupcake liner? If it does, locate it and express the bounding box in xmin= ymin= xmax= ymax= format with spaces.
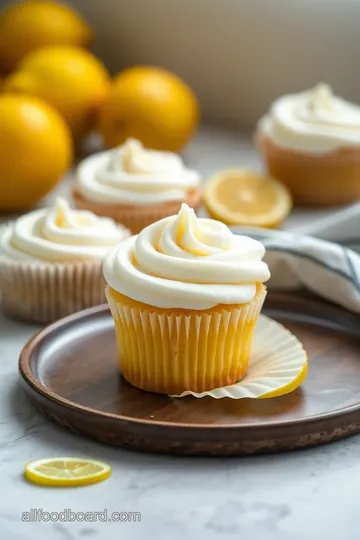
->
xmin=0 ymin=257 xmax=106 ymax=324
xmin=106 ymin=285 xmax=267 ymax=394
xmin=172 ymin=314 xmax=307 ymax=399
xmin=256 ymin=132 xmax=360 ymax=206
xmin=72 ymin=186 xmax=203 ymax=233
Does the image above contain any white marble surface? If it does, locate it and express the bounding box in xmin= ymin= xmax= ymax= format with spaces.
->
xmin=1 ymin=128 xmax=360 ymax=540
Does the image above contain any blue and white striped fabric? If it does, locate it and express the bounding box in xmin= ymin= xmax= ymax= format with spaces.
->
xmin=294 ymin=202 xmax=360 ymax=252
xmin=231 ymin=226 xmax=360 ymax=314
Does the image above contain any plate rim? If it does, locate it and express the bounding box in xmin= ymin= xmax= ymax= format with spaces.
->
xmin=18 ymin=298 xmax=360 ymax=432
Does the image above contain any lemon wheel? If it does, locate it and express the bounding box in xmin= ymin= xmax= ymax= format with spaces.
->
xmin=204 ymin=169 xmax=292 ymax=228
xmin=25 ymin=457 xmax=111 ymax=487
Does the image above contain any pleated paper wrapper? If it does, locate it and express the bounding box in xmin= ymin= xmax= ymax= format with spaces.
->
xmin=106 ymin=286 xmax=267 ymax=395
xmin=0 ymin=258 xmax=106 ymax=324
xmin=173 ymin=315 xmax=307 ymax=399
xmin=73 ymin=186 xmax=202 ymax=234
xmin=257 ymin=132 xmax=360 ymax=206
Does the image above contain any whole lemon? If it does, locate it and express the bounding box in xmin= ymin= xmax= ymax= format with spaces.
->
xmin=0 ymin=1 xmax=93 ymax=73
xmin=99 ymin=66 xmax=199 ymax=152
xmin=4 ymin=46 xmax=110 ymax=139
xmin=0 ymin=94 xmax=72 ymax=212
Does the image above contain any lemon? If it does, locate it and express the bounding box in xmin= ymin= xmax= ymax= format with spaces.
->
xmin=0 ymin=94 xmax=72 ymax=212
xmin=4 ymin=46 xmax=110 ymax=139
xmin=25 ymin=457 xmax=111 ymax=487
xmin=204 ymin=169 xmax=292 ymax=228
xmin=99 ymin=66 xmax=199 ymax=152
xmin=0 ymin=1 xmax=93 ymax=73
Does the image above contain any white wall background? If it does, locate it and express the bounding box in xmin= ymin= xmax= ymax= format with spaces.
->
xmin=4 ymin=0 xmax=360 ymax=129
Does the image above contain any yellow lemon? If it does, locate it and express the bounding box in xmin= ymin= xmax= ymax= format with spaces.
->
xmin=0 ymin=94 xmax=72 ymax=212
xmin=25 ymin=457 xmax=111 ymax=487
xmin=99 ymin=66 xmax=199 ymax=152
xmin=0 ymin=1 xmax=93 ymax=73
xmin=204 ymin=169 xmax=292 ymax=228
xmin=4 ymin=46 xmax=110 ymax=139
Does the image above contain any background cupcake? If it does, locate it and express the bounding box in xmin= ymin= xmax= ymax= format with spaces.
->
xmin=0 ymin=197 xmax=129 ymax=323
xmin=256 ymin=83 xmax=360 ymax=206
xmin=73 ymin=138 xmax=202 ymax=233
xmin=104 ymin=203 xmax=270 ymax=395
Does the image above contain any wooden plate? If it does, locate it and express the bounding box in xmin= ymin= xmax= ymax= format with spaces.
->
xmin=19 ymin=293 xmax=360 ymax=456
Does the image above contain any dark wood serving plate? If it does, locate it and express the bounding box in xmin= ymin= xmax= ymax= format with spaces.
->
xmin=19 ymin=293 xmax=360 ymax=456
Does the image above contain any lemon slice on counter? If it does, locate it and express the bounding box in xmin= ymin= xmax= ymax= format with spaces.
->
xmin=172 ymin=315 xmax=307 ymax=399
xmin=25 ymin=457 xmax=111 ymax=487
xmin=203 ymin=169 xmax=292 ymax=228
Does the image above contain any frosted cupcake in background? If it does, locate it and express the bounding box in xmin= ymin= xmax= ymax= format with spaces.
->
xmin=0 ymin=198 xmax=129 ymax=323
xmin=73 ymin=138 xmax=202 ymax=233
xmin=104 ymin=203 xmax=270 ymax=394
xmin=256 ymin=83 xmax=360 ymax=206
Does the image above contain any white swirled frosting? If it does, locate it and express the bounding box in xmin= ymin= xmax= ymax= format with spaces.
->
xmin=103 ymin=203 xmax=270 ymax=310
xmin=76 ymin=138 xmax=201 ymax=205
xmin=0 ymin=198 xmax=129 ymax=262
xmin=258 ymin=83 xmax=360 ymax=153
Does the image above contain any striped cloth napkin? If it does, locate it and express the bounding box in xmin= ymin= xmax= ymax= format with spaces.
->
xmin=231 ymin=221 xmax=360 ymax=314
xmin=294 ymin=202 xmax=360 ymax=251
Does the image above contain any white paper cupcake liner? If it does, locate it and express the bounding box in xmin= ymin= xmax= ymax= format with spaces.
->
xmin=0 ymin=257 xmax=106 ymax=324
xmin=171 ymin=314 xmax=307 ymax=399
xmin=106 ymin=286 xmax=267 ymax=394
xmin=73 ymin=186 xmax=203 ymax=234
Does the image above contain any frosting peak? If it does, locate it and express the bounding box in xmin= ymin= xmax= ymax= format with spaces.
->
xmin=307 ymin=83 xmax=333 ymax=113
xmin=1 ymin=197 xmax=129 ymax=262
xmin=159 ymin=203 xmax=233 ymax=258
xmin=103 ymin=204 xmax=270 ymax=310
xmin=259 ymin=83 xmax=360 ymax=153
xmin=120 ymin=138 xmax=182 ymax=174
xmin=76 ymin=138 xmax=200 ymax=206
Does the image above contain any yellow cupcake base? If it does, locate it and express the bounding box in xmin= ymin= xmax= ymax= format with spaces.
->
xmin=173 ymin=315 xmax=307 ymax=399
xmin=106 ymin=285 xmax=266 ymax=394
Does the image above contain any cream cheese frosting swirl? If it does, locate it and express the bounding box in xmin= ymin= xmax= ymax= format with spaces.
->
xmin=258 ymin=83 xmax=360 ymax=153
xmin=76 ymin=138 xmax=201 ymax=205
xmin=103 ymin=204 xmax=270 ymax=310
xmin=1 ymin=198 xmax=129 ymax=262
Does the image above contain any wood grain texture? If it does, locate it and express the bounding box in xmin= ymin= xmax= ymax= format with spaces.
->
xmin=19 ymin=294 xmax=360 ymax=455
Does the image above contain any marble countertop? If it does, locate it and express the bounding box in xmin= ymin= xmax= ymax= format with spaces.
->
xmin=1 ymin=128 xmax=359 ymax=540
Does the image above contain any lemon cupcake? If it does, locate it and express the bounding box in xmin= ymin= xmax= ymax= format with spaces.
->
xmin=73 ymin=138 xmax=202 ymax=233
xmin=0 ymin=198 xmax=129 ymax=323
xmin=256 ymin=83 xmax=360 ymax=206
xmin=104 ymin=203 xmax=270 ymax=394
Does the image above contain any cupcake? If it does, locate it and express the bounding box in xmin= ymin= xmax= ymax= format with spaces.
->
xmin=256 ymin=83 xmax=360 ymax=206
xmin=0 ymin=198 xmax=129 ymax=323
xmin=104 ymin=203 xmax=270 ymax=394
xmin=73 ymin=138 xmax=202 ymax=233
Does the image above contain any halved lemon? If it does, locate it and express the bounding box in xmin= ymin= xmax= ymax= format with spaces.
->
xmin=203 ymin=169 xmax=292 ymax=228
xmin=25 ymin=457 xmax=111 ymax=487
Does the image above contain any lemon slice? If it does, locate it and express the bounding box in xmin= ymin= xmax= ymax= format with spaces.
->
xmin=172 ymin=315 xmax=307 ymax=399
xmin=25 ymin=457 xmax=111 ymax=487
xmin=203 ymin=169 xmax=292 ymax=228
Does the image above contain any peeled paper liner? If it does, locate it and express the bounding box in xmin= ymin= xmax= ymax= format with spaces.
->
xmin=171 ymin=315 xmax=307 ymax=399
